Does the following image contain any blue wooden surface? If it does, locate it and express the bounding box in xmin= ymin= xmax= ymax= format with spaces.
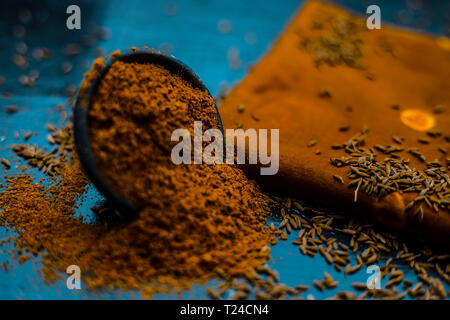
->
xmin=0 ymin=0 xmax=449 ymax=299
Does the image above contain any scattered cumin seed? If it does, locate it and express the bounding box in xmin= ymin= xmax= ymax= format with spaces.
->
xmin=432 ymin=105 xmax=445 ymax=114
xmin=46 ymin=134 xmax=55 ymax=145
xmin=4 ymin=105 xmax=18 ymax=114
xmin=23 ymin=131 xmax=32 ymax=141
xmin=318 ymin=88 xmax=332 ymax=98
xmin=417 ymin=207 xmax=424 ymax=222
xmin=426 ymin=130 xmax=441 ymax=138
xmin=61 ymin=62 xmax=73 ymax=74
xmin=417 ymin=137 xmax=430 ymax=144
xmin=313 ymin=280 xmax=324 ymax=291
xmin=333 ymin=175 xmax=344 ymax=184
xmin=295 ymin=285 xmax=310 ymax=293
xmin=206 ymin=287 xmax=221 ymax=300
xmin=1 ymin=158 xmax=11 ymax=169
xmin=402 ymin=280 xmax=413 ymax=290
xmin=46 ymin=124 xmax=56 ymax=132
xmin=351 ymin=282 xmax=367 ymax=291
xmin=307 ymin=140 xmax=318 ymax=147
xmin=392 ymin=136 xmax=404 ymax=144
xmin=331 ymin=144 xmax=343 ymax=149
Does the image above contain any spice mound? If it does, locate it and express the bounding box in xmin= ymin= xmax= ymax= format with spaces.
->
xmin=0 ymin=58 xmax=275 ymax=296
xmin=88 ymin=60 xmax=219 ymax=206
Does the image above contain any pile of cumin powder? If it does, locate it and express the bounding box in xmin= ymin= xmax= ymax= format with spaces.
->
xmin=0 ymin=54 xmax=276 ymax=297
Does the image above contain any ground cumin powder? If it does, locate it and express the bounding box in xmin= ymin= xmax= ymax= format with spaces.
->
xmin=88 ymin=60 xmax=220 ymax=206
xmin=0 ymin=56 xmax=276 ymax=296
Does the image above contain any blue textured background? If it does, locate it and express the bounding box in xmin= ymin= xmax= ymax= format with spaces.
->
xmin=0 ymin=0 xmax=449 ymax=299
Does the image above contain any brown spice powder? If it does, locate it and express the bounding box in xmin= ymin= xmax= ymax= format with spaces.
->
xmin=0 ymin=58 xmax=275 ymax=297
xmin=88 ymin=60 xmax=219 ymax=206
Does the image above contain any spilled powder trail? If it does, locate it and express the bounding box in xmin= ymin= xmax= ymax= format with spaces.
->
xmin=0 ymin=57 xmax=276 ymax=297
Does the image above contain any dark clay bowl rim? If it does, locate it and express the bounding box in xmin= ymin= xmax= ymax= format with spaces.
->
xmin=73 ymin=48 xmax=223 ymax=215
